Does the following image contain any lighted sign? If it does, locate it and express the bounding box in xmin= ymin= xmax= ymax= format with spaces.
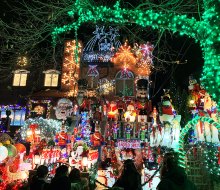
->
xmin=82 ymin=26 xmax=121 ymax=65
xmin=117 ymin=139 xmax=141 ymax=149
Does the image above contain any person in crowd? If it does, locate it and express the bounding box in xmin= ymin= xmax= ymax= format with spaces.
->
xmin=49 ymin=164 xmax=71 ymax=190
xmin=30 ymin=165 xmax=49 ymax=190
xmin=69 ymin=168 xmax=89 ymax=190
xmin=113 ymin=159 xmax=142 ymax=190
xmin=157 ymin=152 xmax=197 ymax=190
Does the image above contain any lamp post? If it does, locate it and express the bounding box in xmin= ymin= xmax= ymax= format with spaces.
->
xmin=82 ymin=157 xmax=88 ymax=172
xmin=34 ymin=154 xmax=41 ymax=169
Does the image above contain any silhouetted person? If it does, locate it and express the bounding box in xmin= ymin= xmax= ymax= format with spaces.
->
xmin=113 ymin=159 xmax=142 ymax=190
xmin=157 ymin=152 xmax=197 ymax=190
xmin=49 ymin=165 xmax=71 ymax=190
xmin=69 ymin=168 xmax=89 ymax=190
xmin=30 ymin=165 xmax=49 ymax=190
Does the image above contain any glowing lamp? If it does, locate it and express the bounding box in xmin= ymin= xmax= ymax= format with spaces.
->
xmin=27 ymin=129 xmax=32 ymax=136
xmin=35 ymin=129 xmax=41 ymax=135
xmin=34 ymin=154 xmax=41 ymax=165
xmin=0 ymin=143 xmax=8 ymax=162
xmin=189 ymin=100 xmax=195 ymax=105
xmin=82 ymin=157 xmax=88 ymax=167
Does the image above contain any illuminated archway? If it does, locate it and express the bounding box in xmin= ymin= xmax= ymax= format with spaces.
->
xmin=178 ymin=116 xmax=220 ymax=168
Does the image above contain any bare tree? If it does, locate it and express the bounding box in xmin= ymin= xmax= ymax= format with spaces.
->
xmin=0 ymin=0 xmax=203 ymax=86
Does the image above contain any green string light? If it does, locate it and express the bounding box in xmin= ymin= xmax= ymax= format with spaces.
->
xmin=178 ymin=116 xmax=220 ymax=168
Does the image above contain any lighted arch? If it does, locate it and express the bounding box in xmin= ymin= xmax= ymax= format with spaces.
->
xmin=178 ymin=116 xmax=220 ymax=168
xmin=52 ymin=0 xmax=220 ymax=105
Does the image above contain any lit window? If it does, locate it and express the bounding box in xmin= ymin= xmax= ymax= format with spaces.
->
xmin=12 ymin=69 xmax=29 ymax=86
xmin=43 ymin=70 xmax=60 ymax=87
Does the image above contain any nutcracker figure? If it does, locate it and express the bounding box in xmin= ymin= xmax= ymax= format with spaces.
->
xmin=140 ymin=124 xmax=146 ymax=141
xmin=90 ymin=126 xmax=104 ymax=147
xmin=55 ymin=125 xmax=69 ymax=148
xmin=112 ymin=122 xmax=119 ymax=140
xmin=126 ymin=124 xmax=132 ymax=139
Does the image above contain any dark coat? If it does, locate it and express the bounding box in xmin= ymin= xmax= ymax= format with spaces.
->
xmin=30 ymin=178 xmax=49 ymax=190
xmin=49 ymin=176 xmax=71 ymax=190
xmin=157 ymin=167 xmax=197 ymax=190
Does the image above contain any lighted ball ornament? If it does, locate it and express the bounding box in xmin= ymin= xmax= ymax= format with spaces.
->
xmin=4 ymin=141 xmax=17 ymax=158
xmin=14 ymin=143 xmax=26 ymax=154
xmin=0 ymin=143 xmax=8 ymax=162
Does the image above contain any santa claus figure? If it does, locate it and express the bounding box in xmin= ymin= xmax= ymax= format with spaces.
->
xmin=54 ymin=98 xmax=73 ymax=120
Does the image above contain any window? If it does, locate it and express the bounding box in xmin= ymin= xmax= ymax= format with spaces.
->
xmin=115 ymin=68 xmax=134 ymax=97
xmin=12 ymin=69 xmax=29 ymax=86
xmin=43 ymin=70 xmax=60 ymax=87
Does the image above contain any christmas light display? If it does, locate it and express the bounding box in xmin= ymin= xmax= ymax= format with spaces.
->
xmin=98 ymin=78 xmax=115 ymax=95
xmin=178 ymin=116 xmax=220 ymax=168
xmin=21 ymin=117 xmax=62 ymax=140
xmin=17 ymin=56 xmax=28 ymax=67
xmin=61 ymin=40 xmax=82 ymax=96
xmin=52 ymin=0 xmax=220 ymax=106
xmin=202 ymin=142 xmax=220 ymax=180
xmin=111 ymin=40 xmax=137 ymax=69
xmin=28 ymin=99 xmax=51 ymax=118
xmin=133 ymin=42 xmax=154 ymax=77
xmin=82 ymin=25 xmax=121 ymax=64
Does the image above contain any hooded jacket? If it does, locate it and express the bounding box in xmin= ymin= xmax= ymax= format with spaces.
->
xmin=157 ymin=167 xmax=197 ymax=190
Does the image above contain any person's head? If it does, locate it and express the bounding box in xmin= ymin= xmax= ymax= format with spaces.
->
xmin=69 ymin=168 xmax=81 ymax=182
xmin=160 ymin=152 xmax=178 ymax=177
xmin=123 ymin=159 xmax=138 ymax=174
xmin=55 ymin=165 xmax=69 ymax=177
xmin=36 ymin=165 xmax=48 ymax=178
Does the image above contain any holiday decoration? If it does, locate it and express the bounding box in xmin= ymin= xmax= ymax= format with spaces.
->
xmin=90 ymin=126 xmax=104 ymax=147
xmin=61 ymin=40 xmax=82 ymax=95
xmin=0 ymin=143 xmax=8 ymax=162
xmin=21 ymin=117 xmax=62 ymax=140
xmin=4 ymin=141 xmax=17 ymax=158
xmin=55 ymin=124 xmax=69 ymax=147
xmin=54 ymin=98 xmax=73 ymax=120
xmin=82 ymin=25 xmax=121 ymax=64
xmin=111 ymin=40 xmax=137 ymax=69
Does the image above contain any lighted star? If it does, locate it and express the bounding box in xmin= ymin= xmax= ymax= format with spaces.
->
xmin=107 ymin=26 xmax=120 ymax=41
xmin=93 ymin=25 xmax=105 ymax=39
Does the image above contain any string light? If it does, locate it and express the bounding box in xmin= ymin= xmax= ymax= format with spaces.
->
xmin=61 ymin=40 xmax=82 ymax=96
xmin=178 ymin=116 xmax=220 ymax=168
xmin=21 ymin=117 xmax=62 ymax=140
xmin=17 ymin=56 xmax=28 ymax=67
xmin=51 ymin=0 xmax=220 ymax=106
xmin=111 ymin=40 xmax=137 ymax=69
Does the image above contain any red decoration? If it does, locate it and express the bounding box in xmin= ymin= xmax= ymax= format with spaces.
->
xmin=55 ymin=130 xmax=69 ymax=146
xmin=90 ymin=131 xmax=104 ymax=147
xmin=14 ymin=143 xmax=26 ymax=154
